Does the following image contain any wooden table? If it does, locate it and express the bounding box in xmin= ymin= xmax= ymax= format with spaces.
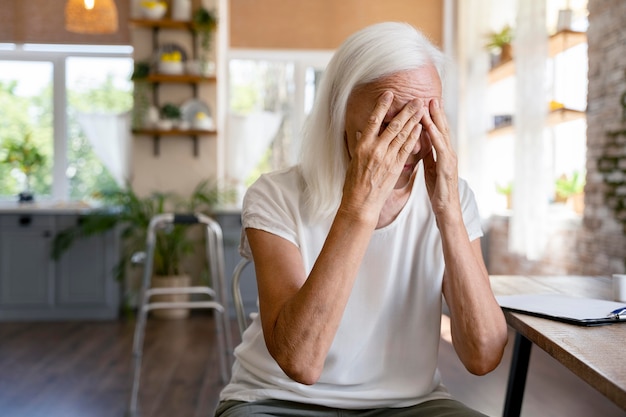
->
xmin=489 ymin=275 xmax=626 ymax=417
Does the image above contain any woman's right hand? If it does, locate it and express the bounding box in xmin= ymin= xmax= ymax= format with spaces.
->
xmin=341 ymin=91 xmax=425 ymax=224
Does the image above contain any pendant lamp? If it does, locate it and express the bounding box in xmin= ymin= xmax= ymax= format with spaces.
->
xmin=65 ymin=0 xmax=119 ymax=34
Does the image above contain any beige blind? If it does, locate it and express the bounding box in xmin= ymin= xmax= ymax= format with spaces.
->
xmin=230 ymin=0 xmax=443 ymax=49
xmin=0 ymin=0 xmax=130 ymax=45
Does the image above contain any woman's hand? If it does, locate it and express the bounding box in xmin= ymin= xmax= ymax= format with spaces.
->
xmin=341 ymin=91 xmax=425 ymax=224
xmin=422 ymin=100 xmax=508 ymax=374
xmin=420 ymin=99 xmax=461 ymax=221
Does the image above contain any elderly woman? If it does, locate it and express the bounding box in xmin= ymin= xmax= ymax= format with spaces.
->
xmin=216 ymin=22 xmax=508 ymax=417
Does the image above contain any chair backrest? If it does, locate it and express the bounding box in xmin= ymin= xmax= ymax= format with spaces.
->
xmin=231 ymin=258 xmax=254 ymax=337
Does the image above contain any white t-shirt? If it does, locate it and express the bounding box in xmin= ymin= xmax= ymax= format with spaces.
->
xmin=219 ymin=163 xmax=483 ymax=409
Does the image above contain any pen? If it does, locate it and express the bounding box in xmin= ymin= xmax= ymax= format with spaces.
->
xmin=607 ymin=307 xmax=626 ymax=319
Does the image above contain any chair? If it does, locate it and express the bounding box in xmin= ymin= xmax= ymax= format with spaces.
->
xmin=127 ymin=213 xmax=233 ymax=417
xmin=231 ymin=258 xmax=255 ymax=337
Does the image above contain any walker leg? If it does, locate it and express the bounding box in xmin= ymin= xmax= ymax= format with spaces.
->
xmin=128 ymin=302 xmax=149 ymax=416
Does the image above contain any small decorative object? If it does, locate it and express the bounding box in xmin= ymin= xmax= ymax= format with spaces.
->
xmin=156 ymin=43 xmax=186 ymax=75
xmin=612 ymin=274 xmax=626 ymax=302
xmin=493 ymin=114 xmax=513 ymax=129
xmin=158 ymin=51 xmax=184 ymax=74
xmin=139 ymin=0 xmax=167 ymax=20
xmin=485 ymin=25 xmax=514 ymax=66
xmin=495 ymin=181 xmax=513 ymax=209
xmin=186 ymin=59 xmax=215 ymax=76
xmin=193 ymin=112 xmax=214 ymax=130
xmin=171 ymin=0 xmax=191 ymax=21
xmin=180 ymin=98 xmax=213 ymax=129
xmin=555 ymin=170 xmax=585 ymax=214
xmin=556 ymin=9 xmax=573 ymax=31
xmin=146 ymin=105 xmax=160 ymax=128
xmin=160 ymin=103 xmax=182 ymax=129
xmin=2 ymin=132 xmax=46 ymax=203
xmin=192 ymin=7 xmax=218 ymax=76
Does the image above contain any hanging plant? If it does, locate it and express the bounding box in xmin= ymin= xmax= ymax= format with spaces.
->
xmin=192 ymin=7 xmax=218 ymax=74
xmin=131 ymin=61 xmax=152 ymax=129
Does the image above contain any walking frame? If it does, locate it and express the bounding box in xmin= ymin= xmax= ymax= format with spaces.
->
xmin=126 ymin=213 xmax=232 ymax=417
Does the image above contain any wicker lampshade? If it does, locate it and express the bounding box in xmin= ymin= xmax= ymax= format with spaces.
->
xmin=65 ymin=0 xmax=119 ymax=34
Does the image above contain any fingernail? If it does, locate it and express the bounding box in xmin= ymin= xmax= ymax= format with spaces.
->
xmin=356 ymin=131 xmax=362 ymax=140
xmin=381 ymin=91 xmax=393 ymax=103
xmin=432 ymin=99 xmax=439 ymax=109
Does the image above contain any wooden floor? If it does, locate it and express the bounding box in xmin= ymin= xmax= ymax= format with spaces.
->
xmin=0 ymin=313 xmax=624 ymax=417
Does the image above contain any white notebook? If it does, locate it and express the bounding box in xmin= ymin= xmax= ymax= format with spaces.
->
xmin=496 ymin=294 xmax=626 ymax=326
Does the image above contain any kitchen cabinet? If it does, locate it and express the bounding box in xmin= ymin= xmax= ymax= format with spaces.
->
xmin=0 ymin=213 xmax=120 ymax=321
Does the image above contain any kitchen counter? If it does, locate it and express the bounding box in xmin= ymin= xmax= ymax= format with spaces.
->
xmin=0 ymin=200 xmax=99 ymax=215
xmin=0 ymin=207 xmax=121 ymax=320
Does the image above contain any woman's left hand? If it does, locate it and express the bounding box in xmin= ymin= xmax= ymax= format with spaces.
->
xmin=420 ymin=99 xmax=461 ymax=220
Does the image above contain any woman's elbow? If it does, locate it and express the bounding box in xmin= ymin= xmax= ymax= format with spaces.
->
xmin=275 ymin=356 xmax=323 ymax=385
xmin=266 ymin=339 xmax=324 ymax=385
xmin=464 ymin=351 xmax=504 ymax=376
xmin=461 ymin=330 xmax=508 ymax=375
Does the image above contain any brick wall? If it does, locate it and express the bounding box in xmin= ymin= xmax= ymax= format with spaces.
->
xmin=486 ymin=0 xmax=626 ymax=276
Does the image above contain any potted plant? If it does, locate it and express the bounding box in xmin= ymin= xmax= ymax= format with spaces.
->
xmin=485 ymin=25 xmax=514 ymax=66
xmin=159 ymin=102 xmax=182 ymax=129
xmin=2 ymin=131 xmax=46 ymax=202
xmin=496 ymin=181 xmax=513 ymax=210
xmin=52 ymin=179 xmax=236 ymax=318
xmin=555 ymin=171 xmax=585 ymax=214
xmin=192 ymin=7 xmax=218 ymax=75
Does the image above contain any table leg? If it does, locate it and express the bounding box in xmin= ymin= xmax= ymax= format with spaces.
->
xmin=503 ymin=333 xmax=532 ymax=417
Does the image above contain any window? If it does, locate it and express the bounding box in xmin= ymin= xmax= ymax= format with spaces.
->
xmin=225 ymin=50 xmax=332 ymax=198
xmin=0 ymin=44 xmax=133 ymax=203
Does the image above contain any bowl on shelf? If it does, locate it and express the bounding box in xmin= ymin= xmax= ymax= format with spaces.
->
xmin=158 ymin=61 xmax=184 ymax=75
xmin=192 ymin=113 xmax=214 ymax=130
xmin=156 ymin=119 xmax=173 ymax=130
xmin=140 ymin=1 xmax=167 ymax=20
xmin=154 ymin=44 xmax=187 ymax=75
xmin=186 ymin=60 xmax=216 ymax=76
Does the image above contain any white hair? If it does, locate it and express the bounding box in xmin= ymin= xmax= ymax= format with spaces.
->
xmin=299 ymin=22 xmax=446 ymax=221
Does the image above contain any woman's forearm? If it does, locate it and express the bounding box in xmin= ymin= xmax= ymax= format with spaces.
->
xmin=440 ymin=220 xmax=508 ymax=375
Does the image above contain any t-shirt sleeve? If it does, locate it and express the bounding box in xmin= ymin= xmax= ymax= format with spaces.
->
xmin=458 ymin=179 xmax=484 ymax=242
xmin=238 ymin=173 xmax=300 ymax=259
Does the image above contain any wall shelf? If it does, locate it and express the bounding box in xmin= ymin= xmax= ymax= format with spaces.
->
xmin=488 ymin=30 xmax=587 ymax=84
xmin=132 ymin=128 xmax=217 ymax=157
xmin=130 ymin=18 xmax=195 ymax=30
xmin=548 ymin=29 xmax=586 ymax=57
xmin=131 ymin=14 xmax=218 ymax=159
xmin=147 ymin=74 xmax=215 ymax=83
xmin=488 ymin=107 xmax=585 ymax=138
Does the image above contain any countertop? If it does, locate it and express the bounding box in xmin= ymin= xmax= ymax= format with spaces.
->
xmin=0 ymin=200 xmax=100 ymax=215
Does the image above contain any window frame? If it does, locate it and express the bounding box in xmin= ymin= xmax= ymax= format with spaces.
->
xmin=225 ymin=48 xmax=333 ymax=172
xmin=0 ymin=43 xmax=133 ymax=202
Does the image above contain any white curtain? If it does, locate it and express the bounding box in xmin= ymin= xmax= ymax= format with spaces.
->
xmin=77 ymin=112 xmax=132 ymax=187
xmin=226 ymin=111 xmax=283 ymax=203
xmin=509 ymin=0 xmax=549 ymax=259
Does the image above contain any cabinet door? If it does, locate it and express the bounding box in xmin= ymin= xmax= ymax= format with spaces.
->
xmin=55 ymin=215 xmax=119 ymax=308
xmin=0 ymin=215 xmax=54 ymax=306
